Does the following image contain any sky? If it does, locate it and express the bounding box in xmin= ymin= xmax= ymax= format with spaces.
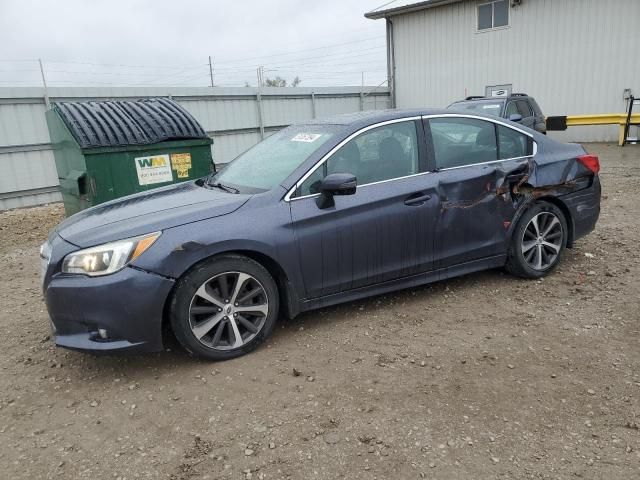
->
xmin=0 ymin=0 xmax=390 ymax=88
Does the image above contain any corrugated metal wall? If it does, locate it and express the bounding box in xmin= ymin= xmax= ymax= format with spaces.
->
xmin=0 ymin=86 xmax=390 ymax=210
xmin=390 ymin=0 xmax=640 ymax=143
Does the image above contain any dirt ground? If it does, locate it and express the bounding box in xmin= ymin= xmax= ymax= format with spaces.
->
xmin=0 ymin=143 xmax=639 ymax=480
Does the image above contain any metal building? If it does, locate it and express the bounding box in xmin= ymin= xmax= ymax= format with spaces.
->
xmin=366 ymin=0 xmax=640 ymax=142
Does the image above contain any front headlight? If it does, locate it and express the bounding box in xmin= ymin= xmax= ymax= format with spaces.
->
xmin=62 ymin=232 xmax=161 ymax=277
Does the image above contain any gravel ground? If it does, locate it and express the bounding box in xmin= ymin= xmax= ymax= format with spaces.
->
xmin=0 ymin=143 xmax=639 ymax=480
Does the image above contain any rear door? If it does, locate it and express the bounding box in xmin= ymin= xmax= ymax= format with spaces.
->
xmin=424 ymin=115 xmax=535 ymax=269
xmin=289 ymin=118 xmax=439 ymax=299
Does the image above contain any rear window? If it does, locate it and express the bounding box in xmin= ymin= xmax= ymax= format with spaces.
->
xmin=447 ymin=101 xmax=504 ymax=117
xmin=528 ymin=98 xmax=543 ymax=116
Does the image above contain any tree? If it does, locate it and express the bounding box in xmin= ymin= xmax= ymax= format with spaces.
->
xmin=264 ymin=76 xmax=287 ymax=87
xmin=263 ymin=76 xmax=302 ymax=87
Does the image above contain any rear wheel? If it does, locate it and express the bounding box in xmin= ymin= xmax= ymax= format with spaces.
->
xmin=170 ymin=255 xmax=279 ymax=360
xmin=506 ymin=201 xmax=567 ymax=279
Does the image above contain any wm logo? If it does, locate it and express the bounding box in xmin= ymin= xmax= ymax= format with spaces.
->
xmin=137 ymin=157 xmax=166 ymax=168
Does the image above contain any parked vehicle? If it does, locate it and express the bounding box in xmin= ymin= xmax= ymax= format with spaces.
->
xmin=448 ymin=94 xmax=547 ymax=133
xmin=41 ymin=109 xmax=600 ymax=360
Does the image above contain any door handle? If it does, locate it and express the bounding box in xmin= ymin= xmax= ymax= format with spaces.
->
xmin=404 ymin=192 xmax=432 ymax=206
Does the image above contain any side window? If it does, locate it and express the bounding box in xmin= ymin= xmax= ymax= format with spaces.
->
xmin=478 ymin=0 xmax=509 ymax=31
xmin=477 ymin=3 xmax=493 ymax=30
xmin=497 ymin=125 xmax=533 ymax=159
xmin=429 ymin=118 xmax=497 ymax=169
xmin=516 ymin=100 xmax=532 ymax=117
xmin=298 ymin=167 xmax=324 ymax=197
xmin=505 ymin=102 xmax=519 ymax=117
xmin=298 ymin=120 xmax=420 ymax=196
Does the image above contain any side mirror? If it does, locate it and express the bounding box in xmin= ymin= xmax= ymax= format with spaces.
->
xmin=316 ymin=173 xmax=356 ymax=209
xmin=509 ymin=113 xmax=523 ymax=122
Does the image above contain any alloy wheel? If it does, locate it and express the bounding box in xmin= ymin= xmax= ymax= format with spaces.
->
xmin=188 ymin=271 xmax=269 ymax=350
xmin=521 ymin=211 xmax=564 ymax=271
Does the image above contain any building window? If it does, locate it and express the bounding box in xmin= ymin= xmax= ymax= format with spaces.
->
xmin=478 ymin=0 xmax=509 ymax=31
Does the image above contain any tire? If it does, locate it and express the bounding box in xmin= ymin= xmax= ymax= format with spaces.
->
xmin=506 ymin=201 xmax=568 ymax=279
xmin=169 ymin=254 xmax=279 ymax=361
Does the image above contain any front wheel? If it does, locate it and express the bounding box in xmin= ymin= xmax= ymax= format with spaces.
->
xmin=506 ymin=201 xmax=567 ymax=279
xmin=169 ymin=255 xmax=279 ymax=360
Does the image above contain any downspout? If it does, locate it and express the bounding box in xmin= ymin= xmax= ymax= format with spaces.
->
xmin=386 ymin=17 xmax=397 ymax=109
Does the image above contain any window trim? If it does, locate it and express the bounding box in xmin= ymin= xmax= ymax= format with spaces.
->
xmin=476 ymin=0 xmax=510 ymax=33
xmin=423 ymin=113 xmax=537 ymax=172
xmin=284 ymin=114 xmax=537 ymax=202
xmin=284 ymin=116 xmax=422 ymax=202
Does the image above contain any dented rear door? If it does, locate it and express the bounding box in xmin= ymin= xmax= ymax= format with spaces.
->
xmin=424 ymin=115 xmax=535 ymax=270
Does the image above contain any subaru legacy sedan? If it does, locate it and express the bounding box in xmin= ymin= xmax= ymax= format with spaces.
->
xmin=41 ymin=109 xmax=601 ymax=360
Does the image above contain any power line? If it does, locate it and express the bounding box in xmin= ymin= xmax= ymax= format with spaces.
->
xmin=45 ymin=60 xmax=207 ymax=70
xmin=0 ymin=31 xmax=388 ymax=88
xmin=0 ymin=35 xmax=383 ymax=71
xmin=132 ymin=66 xmax=210 ymax=86
xmin=214 ymin=35 xmax=384 ymax=64
xmin=42 ymin=67 xmax=207 ymax=77
xmin=214 ymin=45 xmax=385 ymax=71
xmin=0 ymin=59 xmax=39 ymax=63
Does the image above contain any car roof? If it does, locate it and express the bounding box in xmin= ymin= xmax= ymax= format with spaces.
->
xmin=454 ymin=98 xmax=506 ymax=103
xmin=297 ymin=108 xmax=450 ymax=128
xmin=454 ymin=94 xmax=533 ymax=103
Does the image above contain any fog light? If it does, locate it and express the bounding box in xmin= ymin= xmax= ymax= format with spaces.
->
xmin=98 ymin=328 xmax=108 ymax=339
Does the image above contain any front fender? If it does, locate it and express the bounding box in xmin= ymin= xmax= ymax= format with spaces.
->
xmin=131 ymin=195 xmax=306 ymax=304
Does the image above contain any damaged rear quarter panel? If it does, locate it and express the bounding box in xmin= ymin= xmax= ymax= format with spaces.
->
xmin=434 ymin=134 xmax=596 ymax=267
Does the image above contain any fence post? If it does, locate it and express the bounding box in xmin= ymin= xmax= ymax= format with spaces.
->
xmin=311 ymin=91 xmax=317 ymax=119
xmin=38 ymin=59 xmax=50 ymax=109
xmin=256 ymin=91 xmax=265 ymax=139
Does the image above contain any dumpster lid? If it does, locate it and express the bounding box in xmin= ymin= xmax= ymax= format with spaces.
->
xmin=53 ymin=97 xmax=209 ymax=148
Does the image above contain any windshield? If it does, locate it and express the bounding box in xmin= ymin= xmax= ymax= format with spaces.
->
xmin=448 ymin=100 xmax=504 ymax=117
xmin=209 ymin=125 xmax=339 ymax=193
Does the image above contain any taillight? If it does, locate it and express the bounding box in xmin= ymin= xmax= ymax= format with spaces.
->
xmin=577 ymin=154 xmax=600 ymax=175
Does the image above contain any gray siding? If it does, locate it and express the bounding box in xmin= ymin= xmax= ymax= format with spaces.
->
xmin=390 ymin=0 xmax=640 ymax=142
xmin=0 ymin=86 xmax=390 ymax=210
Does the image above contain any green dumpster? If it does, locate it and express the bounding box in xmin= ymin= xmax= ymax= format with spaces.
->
xmin=45 ymin=97 xmax=214 ymax=216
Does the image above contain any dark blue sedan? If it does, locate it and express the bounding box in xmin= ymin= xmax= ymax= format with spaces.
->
xmin=41 ymin=109 xmax=601 ymax=360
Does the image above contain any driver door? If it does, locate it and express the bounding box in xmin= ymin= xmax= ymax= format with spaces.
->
xmin=289 ymin=118 xmax=439 ymax=299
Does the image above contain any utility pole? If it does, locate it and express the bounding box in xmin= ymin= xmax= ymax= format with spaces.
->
xmin=256 ymin=66 xmax=264 ymax=87
xmin=360 ymin=72 xmax=365 ymax=111
xmin=38 ymin=58 xmax=50 ymax=109
xmin=208 ymin=56 xmax=214 ymax=87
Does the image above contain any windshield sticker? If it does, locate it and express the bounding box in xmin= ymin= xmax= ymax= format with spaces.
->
xmin=291 ymin=133 xmax=322 ymax=143
xmin=483 ymin=104 xmax=501 ymax=109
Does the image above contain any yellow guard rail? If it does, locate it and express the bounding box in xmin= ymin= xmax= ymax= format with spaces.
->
xmin=546 ymin=113 xmax=640 ymax=146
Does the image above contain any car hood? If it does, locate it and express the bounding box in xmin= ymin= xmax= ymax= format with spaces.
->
xmin=55 ymin=181 xmax=251 ymax=247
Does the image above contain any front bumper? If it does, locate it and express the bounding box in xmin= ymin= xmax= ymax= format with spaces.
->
xmin=44 ymin=266 xmax=175 ymax=354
